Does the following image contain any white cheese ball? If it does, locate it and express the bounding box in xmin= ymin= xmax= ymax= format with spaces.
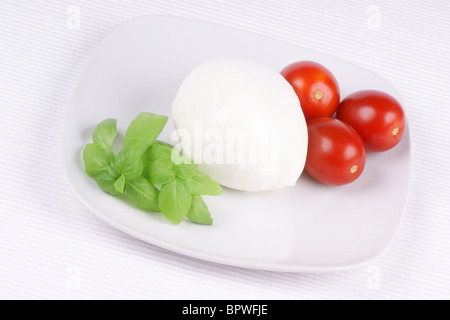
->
xmin=172 ymin=58 xmax=307 ymax=192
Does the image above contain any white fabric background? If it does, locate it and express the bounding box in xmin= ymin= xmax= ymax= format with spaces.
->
xmin=1 ymin=0 xmax=449 ymax=299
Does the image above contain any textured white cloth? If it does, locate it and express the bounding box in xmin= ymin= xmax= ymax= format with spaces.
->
xmin=1 ymin=0 xmax=449 ymax=299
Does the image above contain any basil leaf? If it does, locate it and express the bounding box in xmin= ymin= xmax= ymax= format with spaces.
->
xmin=187 ymin=195 xmax=213 ymax=225
xmin=83 ymin=143 xmax=115 ymax=175
xmin=83 ymin=118 xmax=117 ymax=174
xmin=146 ymin=143 xmax=174 ymax=162
xmin=83 ymin=144 xmax=121 ymax=196
xmin=145 ymin=158 xmax=175 ymax=185
xmin=153 ymin=140 xmax=175 ymax=149
xmin=175 ymin=163 xmax=198 ymax=180
xmin=124 ymin=112 xmax=168 ymax=156
xmin=115 ymin=141 xmax=144 ymax=180
xmin=126 ymin=176 xmax=160 ymax=212
xmin=83 ymin=120 xmax=122 ymax=195
xmin=92 ymin=166 xmax=122 ymax=196
xmin=92 ymin=118 xmax=117 ymax=154
xmin=185 ymin=172 xmax=222 ymax=196
xmin=159 ymin=179 xmax=192 ymax=224
xmin=114 ymin=174 xmax=126 ymax=194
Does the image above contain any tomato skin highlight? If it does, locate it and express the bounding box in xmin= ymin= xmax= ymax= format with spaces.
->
xmin=336 ymin=90 xmax=405 ymax=152
xmin=305 ymin=117 xmax=366 ymax=186
xmin=280 ymin=61 xmax=340 ymax=120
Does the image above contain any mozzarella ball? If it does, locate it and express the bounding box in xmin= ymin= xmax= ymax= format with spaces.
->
xmin=172 ymin=58 xmax=307 ymax=191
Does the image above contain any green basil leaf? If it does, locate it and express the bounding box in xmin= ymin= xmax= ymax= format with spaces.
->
xmin=175 ymin=163 xmax=198 ymax=180
xmin=126 ymin=177 xmax=160 ymax=212
xmin=153 ymin=140 xmax=175 ymax=148
xmin=185 ymin=172 xmax=222 ymax=196
xmin=187 ymin=195 xmax=213 ymax=225
xmin=124 ymin=112 xmax=168 ymax=156
xmin=114 ymin=174 xmax=126 ymax=194
xmin=146 ymin=142 xmax=174 ymax=162
xmin=83 ymin=120 xmax=121 ymax=195
xmin=92 ymin=166 xmax=122 ymax=196
xmin=145 ymin=158 xmax=175 ymax=185
xmin=159 ymin=179 xmax=192 ymax=224
xmin=83 ymin=143 xmax=115 ymax=175
xmin=170 ymin=153 xmax=193 ymax=166
xmin=83 ymin=144 xmax=121 ymax=196
xmin=115 ymin=141 xmax=144 ymax=180
xmin=91 ymin=118 xmax=117 ymax=154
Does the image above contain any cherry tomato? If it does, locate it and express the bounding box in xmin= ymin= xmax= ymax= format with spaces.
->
xmin=305 ymin=117 xmax=366 ymax=185
xmin=336 ymin=90 xmax=405 ymax=152
xmin=280 ymin=61 xmax=340 ymax=120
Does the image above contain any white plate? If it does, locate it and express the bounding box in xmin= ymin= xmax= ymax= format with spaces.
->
xmin=62 ymin=16 xmax=411 ymax=272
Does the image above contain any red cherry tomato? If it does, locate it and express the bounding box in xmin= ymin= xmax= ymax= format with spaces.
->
xmin=281 ymin=61 xmax=340 ymax=120
xmin=305 ymin=117 xmax=366 ymax=185
xmin=336 ymin=90 xmax=405 ymax=152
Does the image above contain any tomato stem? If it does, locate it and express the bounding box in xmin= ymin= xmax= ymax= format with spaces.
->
xmin=392 ymin=127 xmax=399 ymax=136
xmin=314 ymin=91 xmax=323 ymax=100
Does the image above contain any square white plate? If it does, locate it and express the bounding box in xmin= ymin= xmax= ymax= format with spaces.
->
xmin=62 ymin=16 xmax=410 ymax=272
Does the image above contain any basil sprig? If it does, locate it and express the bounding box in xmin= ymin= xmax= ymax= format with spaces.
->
xmin=83 ymin=112 xmax=222 ymax=225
